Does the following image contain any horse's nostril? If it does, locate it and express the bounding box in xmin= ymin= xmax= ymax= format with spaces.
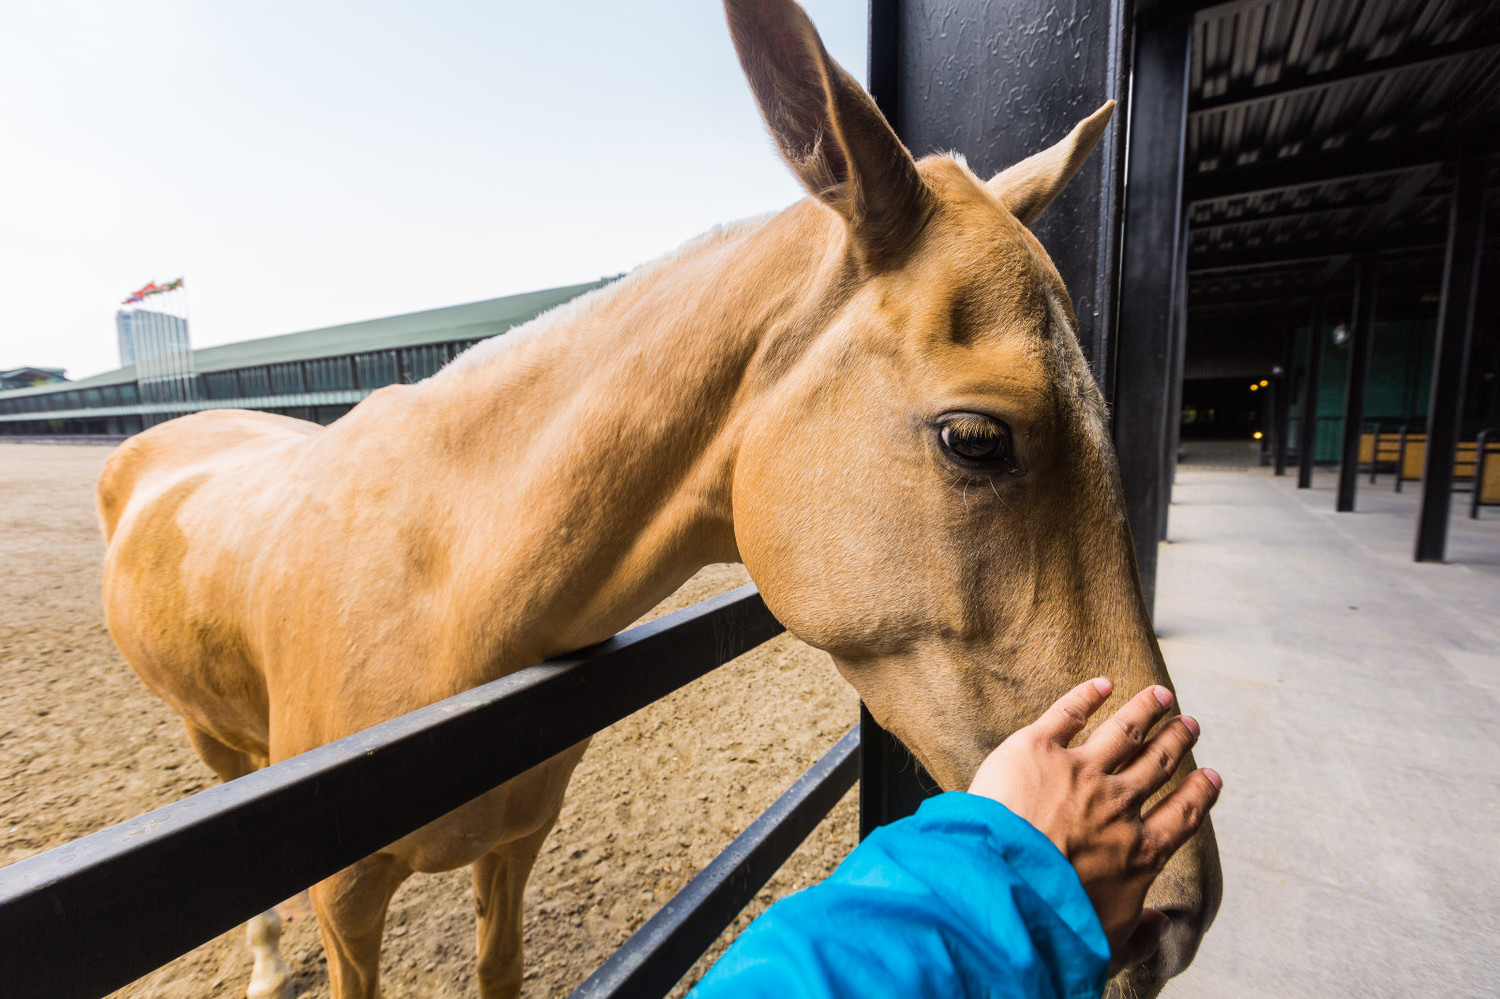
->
xmin=1148 ymin=908 xmax=1204 ymax=980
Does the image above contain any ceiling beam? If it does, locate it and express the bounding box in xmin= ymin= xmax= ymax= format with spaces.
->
xmin=1188 ymin=236 xmax=1449 ymax=273
xmin=1184 ymin=140 xmax=1471 ymax=203
xmin=1187 ymin=286 xmax=1440 ymax=309
xmin=1189 ymin=193 xmax=1418 ymax=230
xmin=1189 ymin=39 xmax=1500 ymax=117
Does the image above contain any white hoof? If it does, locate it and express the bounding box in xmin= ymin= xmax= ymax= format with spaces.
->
xmin=247 ymin=971 xmax=294 ymax=999
xmin=246 ymin=909 xmax=295 ymax=999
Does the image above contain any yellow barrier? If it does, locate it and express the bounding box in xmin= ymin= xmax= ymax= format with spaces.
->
xmin=1398 ymin=434 xmax=1427 ymax=486
xmin=1455 ymin=441 xmax=1478 ymax=482
xmin=1480 ymin=442 xmax=1500 ymax=507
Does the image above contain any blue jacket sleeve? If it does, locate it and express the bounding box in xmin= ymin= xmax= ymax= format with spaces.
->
xmin=688 ymin=792 xmax=1109 ymax=999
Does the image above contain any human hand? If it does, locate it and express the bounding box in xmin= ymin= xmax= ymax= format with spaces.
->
xmin=967 ymin=678 xmax=1221 ymax=975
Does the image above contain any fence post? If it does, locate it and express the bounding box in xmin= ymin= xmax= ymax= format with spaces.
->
xmin=857 ymin=704 xmax=936 ymax=839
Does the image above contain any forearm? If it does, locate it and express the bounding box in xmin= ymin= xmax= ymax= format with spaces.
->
xmin=690 ymin=792 xmax=1109 ymax=999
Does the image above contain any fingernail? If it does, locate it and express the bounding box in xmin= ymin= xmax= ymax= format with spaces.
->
xmin=1204 ymin=769 xmax=1223 ymax=789
xmin=1092 ymin=677 xmax=1113 ymax=697
xmin=1180 ymin=715 xmax=1200 ymax=737
xmin=1153 ymin=686 xmax=1173 ymax=707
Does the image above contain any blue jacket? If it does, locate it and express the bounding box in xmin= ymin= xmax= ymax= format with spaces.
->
xmin=690 ymin=792 xmax=1110 ymax=999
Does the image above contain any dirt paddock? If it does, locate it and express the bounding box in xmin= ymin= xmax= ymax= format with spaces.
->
xmin=0 ymin=443 xmax=862 ymax=998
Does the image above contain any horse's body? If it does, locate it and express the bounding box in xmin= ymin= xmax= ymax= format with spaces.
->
xmin=98 ymin=2 xmax=1219 ymax=996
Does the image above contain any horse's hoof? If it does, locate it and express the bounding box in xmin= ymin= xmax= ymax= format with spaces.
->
xmin=246 ymin=972 xmax=294 ymax=999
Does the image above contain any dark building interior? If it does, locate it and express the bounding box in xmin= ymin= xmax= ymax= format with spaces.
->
xmin=1179 ymin=0 xmax=1499 ymax=465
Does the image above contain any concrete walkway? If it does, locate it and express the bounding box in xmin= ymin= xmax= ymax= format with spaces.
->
xmin=1157 ymin=453 xmax=1499 ymax=998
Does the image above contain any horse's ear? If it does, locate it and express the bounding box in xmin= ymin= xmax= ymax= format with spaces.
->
xmin=724 ymin=0 xmax=928 ymax=256
xmin=987 ymin=102 xmax=1115 ymax=226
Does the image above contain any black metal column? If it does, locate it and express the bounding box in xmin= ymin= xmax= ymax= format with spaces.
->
xmin=1298 ymin=304 xmax=1326 ymax=489
xmin=1160 ymin=210 xmax=1190 ymax=540
xmin=873 ymin=0 xmax=1128 ymax=387
xmin=1112 ymin=10 xmax=1191 ymax=612
xmin=864 ymin=0 xmax=1128 ymax=831
xmin=1416 ymin=159 xmax=1487 ymax=561
xmin=1336 ymin=258 xmax=1378 ymax=512
xmin=1274 ymin=327 xmax=1294 ymax=475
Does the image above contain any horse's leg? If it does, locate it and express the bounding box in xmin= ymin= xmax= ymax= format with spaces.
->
xmin=310 ymin=851 xmax=412 ymax=999
xmin=183 ymin=722 xmax=293 ymax=999
xmin=473 ymin=821 xmax=556 ymax=999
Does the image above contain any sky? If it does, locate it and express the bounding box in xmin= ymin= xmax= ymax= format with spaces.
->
xmin=0 ymin=0 xmax=868 ymax=379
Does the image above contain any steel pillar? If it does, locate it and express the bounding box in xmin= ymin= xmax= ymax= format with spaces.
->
xmin=1298 ymin=304 xmax=1327 ymax=489
xmin=1274 ymin=327 xmax=1294 ymax=475
xmin=1160 ymin=213 xmax=1190 ymax=540
xmin=1113 ymin=10 xmax=1191 ymax=613
xmin=862 ymin=0 xmax=1129 ymax=829
xmin=869 ymin=0 xmax=1127 ymax=386
xmin=1336 ymin=258 xmax=1378 ymax=511
xmin=1416 ymin=159 xmax=1487 ymax=561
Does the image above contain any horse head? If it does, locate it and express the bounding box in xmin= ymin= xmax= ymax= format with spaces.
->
xmin=722 ymin=1 xmax=1220 ymax=991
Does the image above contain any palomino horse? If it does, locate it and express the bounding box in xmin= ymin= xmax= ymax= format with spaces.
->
xmin=97 ymin=1 xmax=1220 ymax=996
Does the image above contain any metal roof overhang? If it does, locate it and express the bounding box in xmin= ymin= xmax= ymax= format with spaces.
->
xmin=1181 ymin=0 xmax=1500 ymax=312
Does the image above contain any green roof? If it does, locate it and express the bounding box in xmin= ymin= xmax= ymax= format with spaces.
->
xmin=0 ymin=280 xmax=609 ymax=400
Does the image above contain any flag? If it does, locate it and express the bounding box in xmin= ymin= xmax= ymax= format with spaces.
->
xmin=121 ymin=277 xmax=185 ymax=305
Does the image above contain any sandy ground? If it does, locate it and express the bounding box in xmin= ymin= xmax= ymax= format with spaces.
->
xmin=0 ymin=443 xmax=861 ymax=998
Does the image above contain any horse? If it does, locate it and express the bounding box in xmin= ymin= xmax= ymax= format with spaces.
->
xmin=96 ymin=1 xmax=1220 ymax=996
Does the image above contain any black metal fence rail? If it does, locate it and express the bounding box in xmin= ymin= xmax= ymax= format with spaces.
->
xmin=0 ymin=584 xmax=809 ymax=999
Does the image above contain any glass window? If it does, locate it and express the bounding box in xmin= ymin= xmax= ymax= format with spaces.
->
xmin=270 ymin=363 xmax=304 ymax=394
xmin=356 ymin=351 xmax=396 ymax=388
xmin=239 ymin=367 xmax=271 ymax=397
xmin=201 ymin=372 xmax=236 ymax=400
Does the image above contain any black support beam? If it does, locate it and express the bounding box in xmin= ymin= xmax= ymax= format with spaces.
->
xmin=1191 ymin=194 xmax=1405 ymax=229
xmin=863 ymin=0 xmax=1128 ymax=825
xmin=1416 ymin=159 xmax=1488 ymax=561
xmin=871 ymin=0 xmax=1127 ymax=387
xmin=1298 ymin=303 xmax=1326 ymax=489
xmin=1274 ymin=326 xmax=1294 ymax=476
xmin=1114 ymin=10 xmax=1191 ymax=611
xmin=1188 ymin=235 xmax=1449 ymax=274
xmin=1161 ymin=213 xmax=1190 ymax=540
xmin=1336 ymin=258 xmax=1378 ymax=512
xmin=1189 ymin=40 xmax=1500 ymax=117
xmin=1186 ymin=140 xmax=1455 ymax=204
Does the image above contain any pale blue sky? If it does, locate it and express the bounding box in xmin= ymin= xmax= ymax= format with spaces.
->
xmin=0 ymin=1 xmax=868 ymax=378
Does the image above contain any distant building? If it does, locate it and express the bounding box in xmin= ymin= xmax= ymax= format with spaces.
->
xmin=0 ymin=367 xmax=67 ymax=391
xmin=128 ymin=309 xmax=196 ymax=412
xmin=115 ymin=311 xmax=134 ymax=367
xmin=0 ymin=280 xmax=607 ymax=439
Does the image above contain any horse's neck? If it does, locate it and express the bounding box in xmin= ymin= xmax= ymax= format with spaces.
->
xmin=383 ymin=202 xmax=838 ymax=663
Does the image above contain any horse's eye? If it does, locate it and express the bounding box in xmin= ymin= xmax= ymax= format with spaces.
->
xmin=938 ymin=414 xmax=1014 ymax=466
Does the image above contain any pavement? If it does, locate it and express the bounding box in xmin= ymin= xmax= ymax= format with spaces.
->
xmin=1156 ymin=444 xmax=1500 ymax=998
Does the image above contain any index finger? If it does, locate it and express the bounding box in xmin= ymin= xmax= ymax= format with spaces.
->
xmin=1034 ymin=677 xmax=1114 ymax=746
xmin=1084 ymin=684 xmax=1175 ymax=771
